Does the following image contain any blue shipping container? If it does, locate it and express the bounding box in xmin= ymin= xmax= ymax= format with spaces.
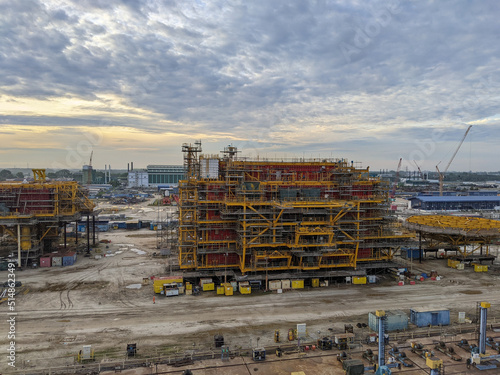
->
xmin=401 ymin=248 xmax=421 ymax=259
xmin=410 ymin=308 xmax=450 ymax=327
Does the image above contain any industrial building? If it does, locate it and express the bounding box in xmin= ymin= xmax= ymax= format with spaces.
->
xmin=0 ymin=169 xmax=95 ymax=266
xmin=127 ymin=169 xmax=149 ymax=188
xmin=409 ymin=195 xmax=500 ymax=211
xmin=178 ymin=142 xmax=411 ymax=274
xmin=147 ymin=165 xmax=185 ymax=186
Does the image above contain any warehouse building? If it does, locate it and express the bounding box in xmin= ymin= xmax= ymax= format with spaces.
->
xmin=409 ymin=195 xmax=500 ymax=211
xmin=147 ymin=165 xmax=185 ymax=186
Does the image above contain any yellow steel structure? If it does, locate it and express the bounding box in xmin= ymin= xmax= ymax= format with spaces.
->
xmin=179 ymin=144 xmax=412 ymax=273
xmin=0 ymin=169 xmax=95 ymax=263
xmin=406 ymin=215 xmax=500 ymax=259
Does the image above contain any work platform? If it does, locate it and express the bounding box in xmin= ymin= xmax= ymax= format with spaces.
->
xmin=178 ymin=142 xmax=412 ymax=274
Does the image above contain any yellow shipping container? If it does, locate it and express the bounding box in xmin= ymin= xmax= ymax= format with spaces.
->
xmin=353 ymin=276 xmax=367 ymax=285
xmin=448 ymin=259 xmax=459 ymax=268
xmin=483 ymin=265 xmax=488 ymax=272
xmin=291 ymin=279 xmax=304 ymax=289
xmin=203 ymin=282 xmax=215 ymax=291
xmin=224 ymin=285 xmax=233 ymax=296
xmin=217 ymin=286 xmax=225 ymax=295
xmin=185 ymin=282 xmax=192 ymax=290
xmin=239 ymin=286 xmax=251 ymax=294
xmin=312 ymin=278 xmax=320 ymax=288
xmin=153 ymin=277 xmax=183 ymax=293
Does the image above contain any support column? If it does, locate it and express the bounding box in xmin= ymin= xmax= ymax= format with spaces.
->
xmin=86 ymin=215 xmax=90 ymax=254
xmin=75 ymin=221 xmax=78 ymax=244
xmin=419 ymin=231 xmax=422 ymax=264
xmin=92 ymin=216 xmax=96 ymax=246
xmin=479 ymin=302 xmax=490 ymax=355
xmin=64 ymin=223 xmax=67 ymax=249
xmin=17 ymin=224 xmax=21 ymax=268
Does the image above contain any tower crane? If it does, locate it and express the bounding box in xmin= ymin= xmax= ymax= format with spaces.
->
xmin=436 ymin=125 xmax=472 ymax=196
xmin=412 ymin=160 xmax=424 ymax=180
xmin=86 ymin=150 xmax=93 ymax=185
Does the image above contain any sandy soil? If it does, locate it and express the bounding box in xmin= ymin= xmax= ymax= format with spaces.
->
xmin=2 ymin=197 xmax=500 ymax=374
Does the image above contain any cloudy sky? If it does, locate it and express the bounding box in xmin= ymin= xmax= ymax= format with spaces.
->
xmin=1 ymin=0 xmax=499 ymax=172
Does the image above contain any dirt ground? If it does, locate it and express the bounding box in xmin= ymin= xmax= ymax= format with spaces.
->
xmin=2 ymin=197 xmax=500 ymax=374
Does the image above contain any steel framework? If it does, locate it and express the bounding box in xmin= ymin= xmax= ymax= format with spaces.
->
xmin=178 ymin=145 xmax=411 ymax=273
xmin=0 ymin=169 xmax=95 ymax=265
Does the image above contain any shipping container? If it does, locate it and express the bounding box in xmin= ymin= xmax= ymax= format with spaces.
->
xmin=352 ymin=276 xmax=367 ymax=285
xmin=369 ymin=310 xmax=408 ymax=332
xmin=199 ymin=278 xmax=213 ymax=287
xmin=202 ymin=282 xmax=215 ymax=291
xmin=217 ymin=286 xmax=225 ymax=295
xmin=62 ymin=251 xmax=76 ymax=266
xmin=291 ymin=279 xmax=304 ymax=289
xmin=185 ymin=282 xmax=192 ymax=290
xmin=222 ymin=283 xmax=233 ymax=296
xmin=51 ymin=255 xmax=62 ymax=267
xmin=268 ymin=280 xmax=282 ymax=290
xmin=153 ymin=276 xmax=183 ymax=293
xmin=40 ymin=255 xmax=52 ymax=267
xmin=239 ymin=282 xmax=251 ymax=294
xmin=281 ymin=279 xmax=291 ymax=289
xmin=311 ymin=278 xmax=320 ymax=288
xmin=410 ymin=308 xmax=450 ymax=327
xmin=473 ymin=264 xmax=488 ymax=272
xmin=401 ymin=247 xmax=421 ymax=260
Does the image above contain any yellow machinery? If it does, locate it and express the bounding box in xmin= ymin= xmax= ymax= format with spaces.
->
xmin=274 ymin=330 xmax=280 ymax=343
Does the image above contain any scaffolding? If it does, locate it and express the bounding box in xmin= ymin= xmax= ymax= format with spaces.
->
xmin=0 ymin=169 xmax=95 ymax=265
xmin=178 ymin=144 xmax=412 ymax=274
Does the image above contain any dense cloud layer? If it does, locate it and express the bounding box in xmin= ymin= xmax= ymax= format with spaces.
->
xmin=0 ymin=0 xmax=499 ymax=170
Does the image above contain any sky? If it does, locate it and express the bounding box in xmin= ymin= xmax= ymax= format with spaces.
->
xmin=0 ymin=0 xmax=499 ymax=172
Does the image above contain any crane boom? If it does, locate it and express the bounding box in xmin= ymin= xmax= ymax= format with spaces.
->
xmin=436 ymin=125 xmax=472 ymax=196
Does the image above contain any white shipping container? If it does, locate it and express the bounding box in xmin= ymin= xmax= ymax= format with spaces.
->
xmin=268 ymin=280 xmax=282 ymax=290
xmin=281 ymin=279 xmax=291 ymax=289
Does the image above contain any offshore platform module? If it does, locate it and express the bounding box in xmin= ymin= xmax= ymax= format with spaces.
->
xmin=178 ymin=142 xmax=411 ymax=274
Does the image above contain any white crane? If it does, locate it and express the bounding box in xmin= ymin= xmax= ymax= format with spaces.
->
xmin=436 ymin=125 xmax=472 ymax=196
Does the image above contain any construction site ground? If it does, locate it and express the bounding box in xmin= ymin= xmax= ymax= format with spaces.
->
xmin=2 ymin=198 xmax=500 ymax=374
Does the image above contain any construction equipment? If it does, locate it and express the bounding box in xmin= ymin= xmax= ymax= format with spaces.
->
xmin=334 ymin=334 xmax=350 ymax=350
xmin=274 ymin=329 xmax=280 ymax=343
xmin=126 ymin=343 xmax=137 ymax=357
xmin=362 ymin=348 xmax=377 ymax=364
xmin=411 ymin=343 xmax=444 ymax=375
xmin=317 ymin=337 xmax=333 ymax=350
xmin=436 ymin=125 xmax=472 ymax=196
xmin=434 ymin=341 xmax=462 ymax=361
xmin=214 ymin=334 xmax=224 ymax=348
xmin=390 ymin=158 xmax=402 ymax=199
xmin=288 ymin=328 xmax=296 ymax=341
xmin=388 ymin=347 xmax=413 ymax=367
xmin=486 ymin=337 xmax=500 ymax=353
xmin=412 ymin=160 xmax=425 ymax=180
xmin=252 ymin=348 xmax=266 ymax=361
xmin=465 ymin=302 xmax=500 ymax=370
xmin=457 ymin=338 xmax=477 ymax=353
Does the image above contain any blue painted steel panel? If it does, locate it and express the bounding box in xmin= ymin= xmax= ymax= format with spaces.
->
xmin=369 ymin=310 xmax=408 ymax=332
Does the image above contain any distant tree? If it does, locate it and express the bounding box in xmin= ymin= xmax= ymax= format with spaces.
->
xmin=0 ymin=170 xmax=14 ymax=180
xmin=55 ymin=169 xmax=73 ymax=178
xmin=15 ymin=172 xmax=24 ymax=178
